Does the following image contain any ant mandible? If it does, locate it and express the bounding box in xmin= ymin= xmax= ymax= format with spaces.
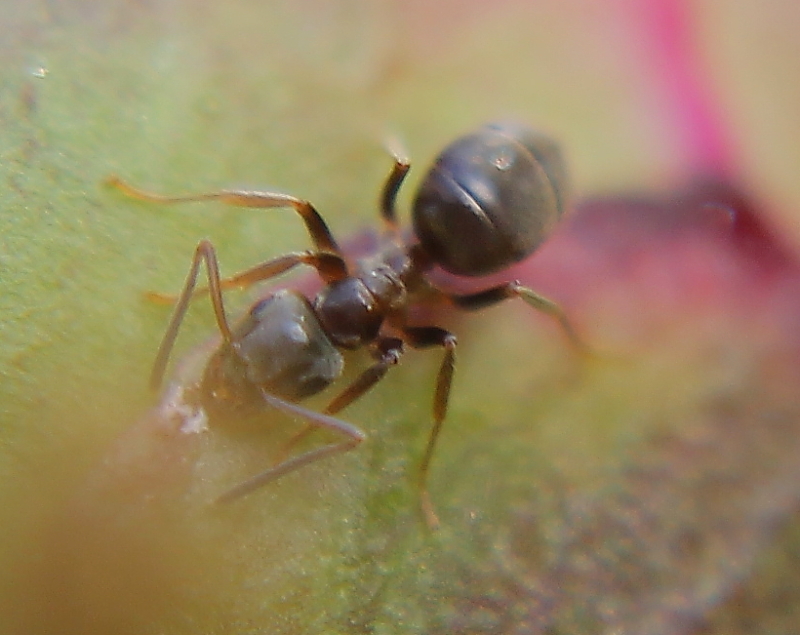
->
xmin=107 ymin=122 xmax=584 ymax=529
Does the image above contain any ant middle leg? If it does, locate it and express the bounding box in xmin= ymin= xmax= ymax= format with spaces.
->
xmin=402 ymin=326 xmax=458 ymax=530
xmin=106 ymin=175 xmax=341 ymax=254
xmin=146 ymin=251 xmax=349 ymax=304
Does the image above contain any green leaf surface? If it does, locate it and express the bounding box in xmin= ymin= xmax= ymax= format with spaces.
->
xmin=2 ymin=1 xmax=800 ymax=634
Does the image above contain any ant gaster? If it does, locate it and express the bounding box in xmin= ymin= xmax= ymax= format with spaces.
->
xmin=108 ymin=122 xmax=583 ymax=529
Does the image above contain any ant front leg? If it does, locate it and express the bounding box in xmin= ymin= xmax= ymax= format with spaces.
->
xmin=106 ymin=175 xmax=342 ymax=254
xmin=216 ymin=392 xmax=366 ymax=504
xmin=271 ymin=337 xmax=405 ymax=467
xmin=325 ymin=337 xmax=405 ymax=414
xmin=448 ymin=281 xmax=589 ymax=354
xmin=402 ymin=326 xmax=458 ymax=530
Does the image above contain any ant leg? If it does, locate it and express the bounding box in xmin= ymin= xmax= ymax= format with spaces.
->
xmin=273 ymin=338 xmax=404 ymax=465
xmin=216 ymin=391 xmax=365 ymax=504
xmin=379 ymin=140 xmax=410 ymax=230
xmin=326 ymin=337 xmax=404 ymax=414
xmin=146 ymin=251 xmax=348 ymax=304
xmin=150 ymin=240 xmax=233 ymax=389
xmin=448 ymin=281 xmax=589 ymax=353
xmin=402 ymin=326 xmax=458 ymax=530
xmin=106 ymin=175 xmax=341 ymax=255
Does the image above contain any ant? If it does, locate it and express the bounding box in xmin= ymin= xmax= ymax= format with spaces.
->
xmin=107 ymin=122 xmax=584 ymax=529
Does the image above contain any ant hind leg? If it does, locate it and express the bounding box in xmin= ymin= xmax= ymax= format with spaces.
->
xmin=106 ymin=175 xmax=341 ymax=254
xmin=448 ymin=280 xmax=589 ymax=354
xmin=379 ymin=139 xmax=411 ymax=231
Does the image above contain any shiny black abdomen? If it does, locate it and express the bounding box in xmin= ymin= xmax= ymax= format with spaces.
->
xmin=412 ymin=122 xmax=568 ymax=276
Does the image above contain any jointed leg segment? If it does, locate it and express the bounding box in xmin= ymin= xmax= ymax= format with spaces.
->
xmin=150 ymin=240 xmax=231 ymax=389
xmin=106 ymin=175 xmax=341 ymax=254
xmin=146 ymin=251 xmax=348 ymax=304
xmin=149 ymin=244 xmax=349 ymax=389
xmin=268 ymin=338 xmax=405 ymax=469
xmin=216 ymin=392 xmax=366 ymax=504
xmin=403 ymin=326 xmax=458 ymax=530
xmin=219 ymin=339 xmax=406 ymax=504
xmin=449 ymin=280 xmax=588 ymax=353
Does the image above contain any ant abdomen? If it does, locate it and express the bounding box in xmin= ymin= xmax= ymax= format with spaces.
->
xmin=412 ymin=122 xmax=568 ymax=277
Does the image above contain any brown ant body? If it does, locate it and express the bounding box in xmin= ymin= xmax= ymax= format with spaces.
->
xmin=108 ymin=122 xmax=582 ymax=528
